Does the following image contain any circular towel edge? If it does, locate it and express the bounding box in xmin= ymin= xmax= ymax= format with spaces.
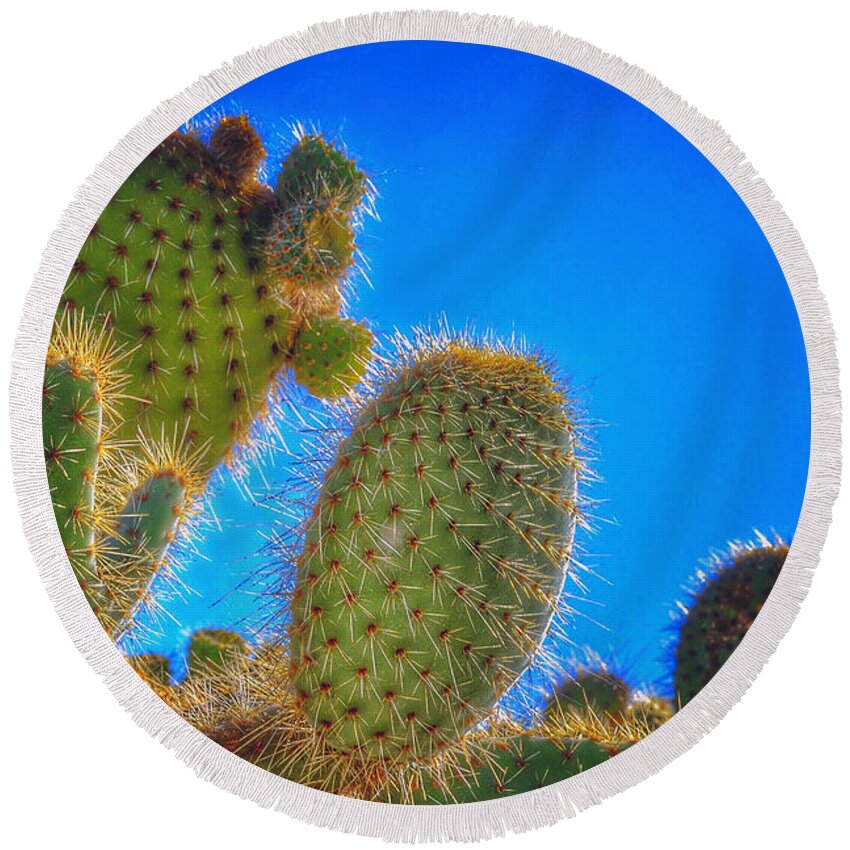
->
xmin=8 ymin=9 xmax=842 ymax=843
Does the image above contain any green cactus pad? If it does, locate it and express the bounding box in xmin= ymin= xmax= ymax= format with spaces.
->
xmin=42 ymin=360 xmax=104 ymax=611
xmin=290 ymin=339 xmax=580 ymax=762
xmin=99 ymin=470 xmax=187 ymax=631
xmin=404 ymin=736 xmax=616 ymax=804
xmin=58 ymin=124 xmax=294 ymax=476
xmin=264 ymin=203 xmax=356 ymax=318
xmin=187 ymin=628 xmax=249 ymax=677
xmin=291 ymin=317 xmax=373 ymax=398
xmin=545 ymin=669 xmax=629 ymax=723
xmin=276 ymin=134 xmax=368 ymax=213
xmin=673 ymin=539 xmax=788 ymax=705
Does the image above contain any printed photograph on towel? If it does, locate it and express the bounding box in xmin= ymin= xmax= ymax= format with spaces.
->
xmin=42 ymin=40 xmax=809 ymax=802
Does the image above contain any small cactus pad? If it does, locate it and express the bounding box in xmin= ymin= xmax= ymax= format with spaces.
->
xmin=290 ymin=337 xmax=581 ymax=762
xmin=187 ymin=628 xmax=249 ymax=677
xmin=98 ymin=470 xmax=187 ymax=632
xmin=276 ymin=134 xmax=368 ymax=213
xmin=624 ymin=696 xmax=674 ymax=732
xmin=291 ymin=317 xmax=373 ymax=398
xmin=208 ymin=115 xmax=267 ymax=190
xmin=402 ymin=736 xmax=617 ymax=804
xmin=58 ymin=122 xmax=293 ymax=476
xmin=128 ymin=653 xmax=173 ymax=689
xmin=42 ymin=360 xmax=103 ymax=610
xmin=545 ymin=669 xmax=630 ymax=723
xmin=265 ymin=203 xmax=355 ymax=317
xmin=673 ymin=538 xmax=788 ymax=705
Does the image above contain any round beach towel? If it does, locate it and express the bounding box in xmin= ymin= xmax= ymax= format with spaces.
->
xmin=10 ymin=11 xmax=840 ymax=842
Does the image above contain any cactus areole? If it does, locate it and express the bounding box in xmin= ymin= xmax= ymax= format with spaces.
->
xmin=290 ymin=340 xmax=581 ymax=762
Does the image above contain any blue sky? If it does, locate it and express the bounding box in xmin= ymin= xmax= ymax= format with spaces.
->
xmin=128 ymin=41 xmax=810 ymax=693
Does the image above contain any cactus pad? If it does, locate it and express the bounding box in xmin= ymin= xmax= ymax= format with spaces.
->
xmin=276 ymin=134 xmax=368 ymax=213
xmin=98 ymin=470 xmax=188 ymax=632
xmin=42 ymin=360 xmax=103 ymax=608
xmin=673 ymin=537 xmax=788 ymax=705
xmin=291 ymin=317 xmax=373 ymax=398
xmin=289 ymin=335 xmax=582 ymax=763
xmin=187 ymin=628 xmax=250 ymax=677
xmin=264 ymin=203 xmax=356 ymax=318
xmin=403 ymin=736 xmax=617 ymax=804
xmin=545 ymin=669 xmax=629 ymax=723
xmin=58 ymin=125 xmax=292 ymax=475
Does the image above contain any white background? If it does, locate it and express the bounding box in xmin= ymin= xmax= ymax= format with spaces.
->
xmin=2 ymin=2 xmax=847 ymax=847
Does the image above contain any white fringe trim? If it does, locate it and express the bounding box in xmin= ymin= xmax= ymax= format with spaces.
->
xmin=8 ymin=10 xmax=841 ymax=843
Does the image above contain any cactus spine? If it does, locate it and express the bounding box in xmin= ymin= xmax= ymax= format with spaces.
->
xmin=289 ymin=331 xmax=583 ymax=763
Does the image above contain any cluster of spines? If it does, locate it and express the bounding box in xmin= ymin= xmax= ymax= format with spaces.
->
xmin=166 ymin=638 xmax=632 ymax=803
xmin=43 ymin=315 xmax=130 ymax=621
xmin=97 ymin=469 xmax=189 ymax=634
xmin=266 ymin=132 xmax=372 ymax=322
xmin=672 ymin=534 xmax=788 ymax=705
xmin=286 ymin=330 xmax=584 ymax=763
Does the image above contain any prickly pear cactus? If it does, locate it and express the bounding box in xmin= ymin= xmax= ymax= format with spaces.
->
xmin=43 ymin=361 xmax=102 ymax=600
xmin=289 ymin=333 xmax=582 ymax=763
xmin=47 ymin=116 xmax=376 ymax=637
xmin=167 ymin=639 xmax=630 ymax=803
xmin=276 ymin=133 xmax=368 ymax=213
xmin=60 ymin=123 xmax=284 ymax=473
xmin=673 ymin=537 xmax=788 ymax=705
xmin=97 ymin=471 xmax=188 ymax=632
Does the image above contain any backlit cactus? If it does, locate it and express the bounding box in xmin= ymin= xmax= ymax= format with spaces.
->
xmin=57 ymin=119 xmax=370 ymax=475
xmin=43 ymin=315 xmax=129 ymax=619
xmin=43 ymin=361 xmax=102 ymax=602
xmin=623 ymin=694 xmax=674 ymax=732
xmin=47 ymin=115 xmax=376 ymax=636
xmin=288 ymin=330 xmax=583 ymax=763
xmin=97 ymin=471 xmax=189 ymax=632
xmin=128 ymin=653 xmax=173 ymax=697
xmin=673 ymin=535 xmax=788 ymax=705
xmin=276 ymin=133 xmax=368 ymax=213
